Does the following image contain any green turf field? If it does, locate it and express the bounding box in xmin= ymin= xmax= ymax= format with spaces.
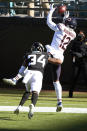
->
xmin=0 ymin=88 xmax=87 ymax=131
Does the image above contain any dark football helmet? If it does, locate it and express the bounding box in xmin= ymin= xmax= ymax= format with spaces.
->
xmin=64 ymin=17 xmax=77 ymax=29
xmin=77 ymin=31 xmax=85 ymax=41
xmin=31 ymin=42 xmax=44 ymax=52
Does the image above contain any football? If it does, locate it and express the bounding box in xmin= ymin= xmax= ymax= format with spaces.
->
xmin=58 ymin=5 xmax=67 ymax=14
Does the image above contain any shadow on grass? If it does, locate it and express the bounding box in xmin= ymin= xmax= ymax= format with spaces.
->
xmin=0 ymin=130 xmax=37 ymax=131
xmin=0 ymin=129 xmax=61 ymax=131
xmin=0 ymin=117 xmax=16 ymax=121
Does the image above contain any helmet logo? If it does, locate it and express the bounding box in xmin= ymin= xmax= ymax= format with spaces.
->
xmin=67 ymin=18 xmax=71 ymax=21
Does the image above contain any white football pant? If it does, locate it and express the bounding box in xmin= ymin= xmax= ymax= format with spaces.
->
xmin=45 ymin=45 xmax=64 ymax=63
xmin=53 ymin=81 xmax=62 ymax=102
xmin=22 ymin=70 xmax=43 ymax=94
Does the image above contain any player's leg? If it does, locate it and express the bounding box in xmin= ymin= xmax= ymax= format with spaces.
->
xmin=53 ymin=81 xmax=62 ymax=112
xmin=81 ymin=63 xmax=87 ymax=92
xmin=14 ymin=90 xmax=30 ymax=115
xmin=28 ymin=91 xmax=39 ymax=119
xmin=14 ymin=71 xmax=32 ymax=115
xmin=28 ymin=71 xmax=43 ymax=119
xmin=69 ymin=65 xmax=80 ymax=97
xmin=51 ymin=64 xmax=63 ymax=112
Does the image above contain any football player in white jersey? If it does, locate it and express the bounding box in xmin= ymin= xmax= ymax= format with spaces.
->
xmin=46 ymin=4 xmax=77 ymax=112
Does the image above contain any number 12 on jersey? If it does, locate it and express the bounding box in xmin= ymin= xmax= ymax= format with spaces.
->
xmin=59 ymin=34 xmax=71 ymax=50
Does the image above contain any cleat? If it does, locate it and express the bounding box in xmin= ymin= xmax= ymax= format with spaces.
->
xmin=14 ymin=108 xmax=19 ymax=115
xmin=3 ymin=78 xmax=16 ymax=86
xmin=56 ymin=102 xmax=63 ymax=112
xmin=28 ymin=104 xmax=34 ymax=119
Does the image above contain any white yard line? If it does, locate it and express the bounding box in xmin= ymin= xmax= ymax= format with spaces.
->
xmin=0 ymin=106 xmax=87 ymax=113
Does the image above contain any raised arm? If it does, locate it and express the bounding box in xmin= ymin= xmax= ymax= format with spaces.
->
xmin=47 ymin=4 xmax=70 ymax=32
xmin=47 ymin=4 xmax=58 ymax=31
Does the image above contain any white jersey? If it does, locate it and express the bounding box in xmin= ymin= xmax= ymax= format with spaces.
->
xmin=46 ymin=9 xmax=76 ymax=62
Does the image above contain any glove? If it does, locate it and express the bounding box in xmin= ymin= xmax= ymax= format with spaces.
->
xmin=64 ymin=11 xmax=69 ymax=19
xmin=63 ymin=11 xmax=69 ymax=22
xmin=50 ymin=4 xmax=56 ymax=12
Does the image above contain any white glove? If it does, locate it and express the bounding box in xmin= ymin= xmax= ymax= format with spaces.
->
xmin=50 ymin=4 xmax=56 ymax=12
xmin=63 ymin=11 xmax=69 ymax=21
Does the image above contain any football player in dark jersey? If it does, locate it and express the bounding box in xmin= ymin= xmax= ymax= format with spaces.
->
xmin=69 ymin=30 xmax=87 ymax=97
xmin=3 ymin=42 xmax=48 ymax=119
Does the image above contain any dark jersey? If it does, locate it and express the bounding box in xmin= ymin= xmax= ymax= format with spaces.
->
xmin=71 ymin=39 xmax=87 ymax=55
xmin=70 ymin=39 xmax=87 ymax=64
xmin=24 ymin=52 xmax=48 ymax=74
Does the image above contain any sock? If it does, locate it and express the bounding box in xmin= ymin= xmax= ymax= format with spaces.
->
xmin=31 ymin=91 xmax=38 ymax=106
xmin=13 ymin=74 xmax=22 ymax=83
xmin=53 ymin=81 xmax=62 ymax=103
xmin=12 ymin=66 xmax=26 ymax=83
xmin=19 ymin=91 xmax=30 ymax=106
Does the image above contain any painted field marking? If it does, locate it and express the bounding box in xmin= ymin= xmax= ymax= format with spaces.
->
xmin=0 ymin=106 xmax=87 ymax=113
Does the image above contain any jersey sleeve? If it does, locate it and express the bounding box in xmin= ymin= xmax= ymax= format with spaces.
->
xmin=47 ymin=9 xmax=61 ymax=32
xmin=58 ymin=23 xmax=65 ymax=31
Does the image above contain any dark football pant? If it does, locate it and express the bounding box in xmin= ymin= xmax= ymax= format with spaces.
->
xmin=69 ymin=62 xmax=87 ymax=97
xmin=49 ymin=63 xmax=61 ymax=82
